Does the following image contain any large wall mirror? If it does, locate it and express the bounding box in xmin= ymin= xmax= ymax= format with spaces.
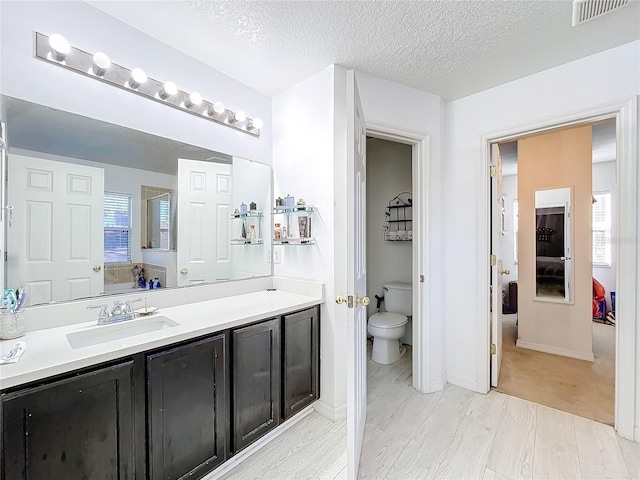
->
xmin=2 ymin=95 xmax=272 ymax=307
xmin=534 ymin=187 xmax=572 ymax=302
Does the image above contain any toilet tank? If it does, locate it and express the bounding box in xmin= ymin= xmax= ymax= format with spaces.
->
xmin=383 ymin=282 xmax=412 ymax=316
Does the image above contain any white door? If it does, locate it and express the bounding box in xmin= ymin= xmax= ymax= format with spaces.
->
xmin=346 ymin=70 xmax=368 ymax=479
xmin=177 ymin=158 xmax=231 ymax=286
xmin=0 ymin=122 xmax=6 ymax=294
xmin=7 ymin=154 xmax=104 ymax=306
xmin=490 ymin=144 xmax=504 ymax=387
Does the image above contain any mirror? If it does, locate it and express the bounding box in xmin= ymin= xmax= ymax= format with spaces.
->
xmin=146 ymin=192 xmax=175 ymax=251
xmin=2 ymin=95 xmax=272 ymax=306
xmin=534 ymin=187 xmax=571 ymax=302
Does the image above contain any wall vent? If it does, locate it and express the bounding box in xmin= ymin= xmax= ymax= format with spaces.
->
xmin=572 ymin=0 xmax=630 ymax=26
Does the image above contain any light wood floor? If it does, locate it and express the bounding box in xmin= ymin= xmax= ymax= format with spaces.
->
xmin=220 ymin=341 xmax=639 ymax=479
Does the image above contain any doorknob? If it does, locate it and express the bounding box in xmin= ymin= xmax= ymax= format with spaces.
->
xmin=561 ymin=256 xmax=571 ymax=261
xmin=500 ymin=269 xmax=510 ymax=275
xmin=93 ymin=265 xmax=102 ymax=272
xmin=336 ymin=295 xmax=348 ymax=304
xmin=355 ymin=295 xmax=370 ymax=306
xmin=180 ymin=268 xmax=188 ymax=275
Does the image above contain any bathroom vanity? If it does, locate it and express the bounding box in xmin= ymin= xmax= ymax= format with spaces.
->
xmin=0 ymin=285 xmax=322 ymax=479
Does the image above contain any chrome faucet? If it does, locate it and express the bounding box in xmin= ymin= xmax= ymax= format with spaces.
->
xmin=88 ymin=299 xmax=141 ymax=325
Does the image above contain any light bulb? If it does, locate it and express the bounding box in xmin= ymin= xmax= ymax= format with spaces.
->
xmin=92 ymin=52 xmax=111 ymax=76
xmin=210 ymin=101 xmax=225 ymax=115
xmin=49 ymin=34 xmax=70 ymax=61
xmin=159 ymin=81 xmax=178 ymax=99
xmin=129 ymin=68 xmax=147 ymax=89
xmin=252 ymin=118 xmax=263 ymax=130
xmin=234 ymin=110 xmax=247 ymax=123
xmin=185 ymin=92 xmax=203 ymax=109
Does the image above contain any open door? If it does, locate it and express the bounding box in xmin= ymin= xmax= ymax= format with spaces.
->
xmin=490 ymin=143 xmax=504 ymax=387
xmin=176 ymin=158 xmax=231 ymax=286
xmin=345 ymin=70 xmax=368 ymax=478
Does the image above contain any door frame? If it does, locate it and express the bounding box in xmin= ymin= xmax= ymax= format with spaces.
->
xmin=366 ymin=121 xmax=434 ymax=393
xmin=477 ymin=97 xmax=638 ymax=440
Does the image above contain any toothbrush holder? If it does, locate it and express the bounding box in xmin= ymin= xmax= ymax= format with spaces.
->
xmin=0 ymin=309 xmax=26 ymax=339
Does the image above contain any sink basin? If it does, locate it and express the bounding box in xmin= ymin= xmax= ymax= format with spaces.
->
xmin=67 ymin=315 xmax=179 ymax=349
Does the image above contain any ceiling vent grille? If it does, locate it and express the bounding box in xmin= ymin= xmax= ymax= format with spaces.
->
xmin=572 ymin=0 xmax=630 ymax=26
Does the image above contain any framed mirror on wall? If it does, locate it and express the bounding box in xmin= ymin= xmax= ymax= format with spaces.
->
xmin=1 ymin=95 xmax=272 ymax=307
xmin=534 ymin=187 xmax=572 ymax=302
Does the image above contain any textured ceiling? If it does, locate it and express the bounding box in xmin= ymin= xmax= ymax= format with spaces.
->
xmin=88 ymin=0 xmax=640 ymax=100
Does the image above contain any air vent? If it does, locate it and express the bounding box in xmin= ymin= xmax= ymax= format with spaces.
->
xmin=572 ymin=0 xmax=630 ymax=26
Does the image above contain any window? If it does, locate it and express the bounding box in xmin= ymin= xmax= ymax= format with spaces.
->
xmin=592 ymin=192 xmax=611 ymax=266
xmin=104 ymin=192 xmax=132 ymax=263
xmin=513 ymin=199 xmax=518 ymax=264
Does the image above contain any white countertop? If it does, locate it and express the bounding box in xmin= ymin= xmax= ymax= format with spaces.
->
xmin=0 ymin=288 xmax=323 ymax=390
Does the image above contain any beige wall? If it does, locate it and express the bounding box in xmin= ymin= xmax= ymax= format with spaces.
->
xmin=517 ymin=125 xmax=593 ymax=360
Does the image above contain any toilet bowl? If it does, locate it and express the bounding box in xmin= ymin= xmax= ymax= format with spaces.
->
xmin=368 ymin=312 xmax=408 ymax=364
xmin=368 ymin=282 xmax=412 ymax=364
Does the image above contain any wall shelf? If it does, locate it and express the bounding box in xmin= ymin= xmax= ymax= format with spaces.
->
xmin=230 ymin=212 xmax=263 ymax=245
xmin=272 ymin=205 xmax=315 ymax=245
xmin=384 ymin=192 xmax=412 ymax=241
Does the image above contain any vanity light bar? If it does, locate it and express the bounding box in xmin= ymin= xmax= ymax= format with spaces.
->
xmin=34 ymin=32 xmax=262 ymax=137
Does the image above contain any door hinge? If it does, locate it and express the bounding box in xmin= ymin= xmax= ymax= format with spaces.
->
xmin=490 ymin=254 xmax=497 ymax=266
xmin=491 ymin=343 xmax=497 ymax=355
xmin=4 ymin=250 xmax=6 ymax=262
xmin=490 ymin=165 xmax=497 ymax=177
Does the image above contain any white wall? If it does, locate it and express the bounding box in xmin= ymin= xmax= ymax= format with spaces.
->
xmin=355 ymin=70 xmax=446 ymax=391
xmin=366 ymin=138 xmax=412 ymax=317
xmin=592 ymin=161 xmax=617 ymax=312
xmin=0 ymin=1 xmax=271 ymax=166
xmin=443 ymin=40 xmax=639 ymax=435
xmin=272 ymin=66 xmax=342 ymax=413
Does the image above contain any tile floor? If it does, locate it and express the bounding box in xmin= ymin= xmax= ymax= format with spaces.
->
xmin=221 ymin=342 xmax=639 ymax=479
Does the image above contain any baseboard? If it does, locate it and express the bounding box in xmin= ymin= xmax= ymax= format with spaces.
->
xmin=314 ymin=400 xmax=347 ymax=421
xmin=516 ymin=339 xmax=594 ymax=362
xmin=447 ymin=375 xmax=479 ymax=393
xmin=427 ymin=374 xmax=446 ymax=393
xmin=203 ymin=405 xmax=315 ymax=479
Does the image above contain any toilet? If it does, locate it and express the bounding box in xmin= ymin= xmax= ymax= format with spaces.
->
xmin=368 ymin=282 xmax=412 ymax=364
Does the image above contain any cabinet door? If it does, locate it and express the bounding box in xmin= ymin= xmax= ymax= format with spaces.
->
xmin=147 ymin=334 xmax=227 ymax=479
xmin=283 ymin=307 xmax=320 ymax=419
xmin=232 ymin=318 xmax=280 ymax=452
xmin=1 ymin=361 xmax=136 ymax=480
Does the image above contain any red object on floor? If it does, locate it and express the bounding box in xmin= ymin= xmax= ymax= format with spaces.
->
xmin=593 ymin=278 xmax=606 ymax=318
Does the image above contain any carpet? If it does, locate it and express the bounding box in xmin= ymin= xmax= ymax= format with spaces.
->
xmin=496 ymin=314 xmax=615 ymax=425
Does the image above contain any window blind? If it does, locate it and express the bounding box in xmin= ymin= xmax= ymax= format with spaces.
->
xmin=592 ymin=192 xmax=611 ymax=266
xmin=104 ymin=192 xmax=131 ymax=263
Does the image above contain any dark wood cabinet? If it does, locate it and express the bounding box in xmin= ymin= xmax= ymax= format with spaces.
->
xmin=146 ymin=334 xmax=227 ymax=479
xmin=1 ymin=303 xmax=321 ymax=479
xmin=232 ymin=318 xmax=281 ymax=452
xmin=1 ymin=361 xmax=136 ymax=480
xmin=282 ymin=307 xmax=320 ymax=419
